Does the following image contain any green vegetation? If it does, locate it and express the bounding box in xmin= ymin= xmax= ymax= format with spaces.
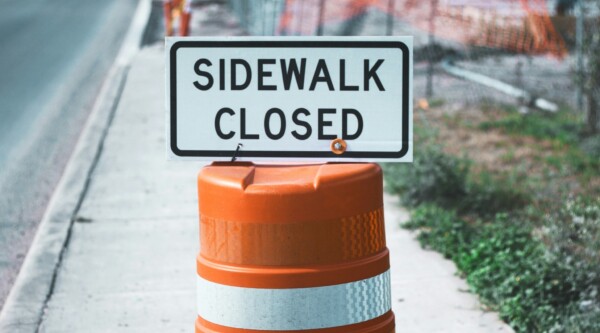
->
xmin=385 ymin=146 xmax=469 ymax=209
xmin=479 ymin=109 xmax=599 ymax=177
xmin=479 ymin=110 xmax=581 ymax=145
xmin=404 ymin=203 xmax=600 ymax=333
xmin=385 ymin=146 xmax=528 ymax=217
xmin=384 ymin=107 xmax=600 ymax=332
xmin=428 ymin=98 xmax=446 ymax=108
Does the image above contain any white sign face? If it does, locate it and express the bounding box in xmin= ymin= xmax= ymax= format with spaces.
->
xmin=166 ymin=37 xmax=412 ymax=162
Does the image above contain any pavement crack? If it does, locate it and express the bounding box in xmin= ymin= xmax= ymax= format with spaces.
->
xmin=34 ymin=67 xmax=130 ymax=333
xmin=75 ymin=216 xmax=94 ymax=223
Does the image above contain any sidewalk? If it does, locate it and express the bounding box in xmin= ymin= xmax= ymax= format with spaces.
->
xmin=2 ymin=3 xmax=513 ymax=332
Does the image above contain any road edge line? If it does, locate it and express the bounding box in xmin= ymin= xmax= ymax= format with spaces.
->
xmin=0 ymin=1 xmax=152 ymax=331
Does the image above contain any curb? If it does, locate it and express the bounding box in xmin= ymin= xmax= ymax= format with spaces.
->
xmin=0 ymin=1 xmax=152 ymax=331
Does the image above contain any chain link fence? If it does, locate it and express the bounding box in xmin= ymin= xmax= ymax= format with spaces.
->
xmin=228 ymin=0 xmax=286 ymax=36
xmin=225 ymin=0 xmax=599 ymax=131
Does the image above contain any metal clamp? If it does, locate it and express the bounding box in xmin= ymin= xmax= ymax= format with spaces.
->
xmin=231 ymin=143 xmax=243 ymax=162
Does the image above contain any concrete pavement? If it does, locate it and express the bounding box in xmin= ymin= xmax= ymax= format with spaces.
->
xmin=0 ymin=0 xmax=140 ymax=309
xmin=1 ymin=3 xmax=513 ymax=332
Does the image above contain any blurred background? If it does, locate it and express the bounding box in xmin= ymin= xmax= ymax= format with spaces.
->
xmin=223 ymin=0 xmax=598 ymax=118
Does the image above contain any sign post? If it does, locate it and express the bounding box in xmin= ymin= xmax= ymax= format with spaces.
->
xmin=167 ymin=37 xmax=413 ymax=161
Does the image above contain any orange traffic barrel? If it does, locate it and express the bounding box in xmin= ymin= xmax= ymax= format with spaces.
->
xmin=196 ymin=162 xmax=395 ymax=333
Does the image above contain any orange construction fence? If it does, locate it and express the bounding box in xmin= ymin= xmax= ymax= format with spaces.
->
xmin=278 ymin=0 xmax=567 ymax=57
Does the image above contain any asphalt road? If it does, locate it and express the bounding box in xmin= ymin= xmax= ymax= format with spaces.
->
xmin=0 ymin=0 xmax=139 ymax=309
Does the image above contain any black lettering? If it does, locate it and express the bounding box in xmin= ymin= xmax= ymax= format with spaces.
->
xmin=215 ymin=108 xmax=235 ymax=139
xmin=219 ymin=59 xmax=226 ymax=90
xmin=231 ymin=59 xmax=252 ymax=90
xmin=364 ymin=59 xmax=385 ymax=91
xmin=340 ymin=60 xmax=359 ymax=91
xmin=318 ymin=108 xmax=336 ymax=140
xmin=241 ymin=108 xmax=259 ymax=139
xmin=342 ymin=108 xmax=363 ymax=140
xmin=264 ymin=108 xmax=286 ymax=140
xmin=258 ymin=59 xmax=277 ymax=91
xmin=193 ymin=59 xmax=213 ymax=91
xmin=309 ymin=59 xmax=334 ymax=91
xmin=291 ymin=108 xmax=312 ymax=140
xmin=280 ymin=58 xmax=306 ymax=90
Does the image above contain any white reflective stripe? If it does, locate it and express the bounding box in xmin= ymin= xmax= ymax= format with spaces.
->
xmin=197 ymin=270 xmax=391 ymax=330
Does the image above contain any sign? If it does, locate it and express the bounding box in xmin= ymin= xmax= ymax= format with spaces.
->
xmin=166 ymin=37 xmax=413 ymax=162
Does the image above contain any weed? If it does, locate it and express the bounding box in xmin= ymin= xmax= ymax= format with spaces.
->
xmin=383 ymin=146 xmax=469 ymax=209
xmin=387 ymin=100 xmax=600 ymax=333
xmin=479 ymin=110 xmax=599 ymax=179
xmin=479 ymin=110 xmax=581 ymax=146
xmin=463 ymin=171 xmax=529 ymax=216
xmin=501 ymin=148 xmax=516 ymax=162
xmin=384 ymin=147 xmax=527 ymax=217
xmin=429 ymin=98 xmax=446 ymax=108
xmin=580 ymin=135 xmax=600 ymax=158
xmin=403 ymin=203 xmax=600 ymax=333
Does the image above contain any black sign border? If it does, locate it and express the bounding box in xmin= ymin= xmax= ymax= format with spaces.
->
xmin=169 ymin=40 xmax=411 ymax=159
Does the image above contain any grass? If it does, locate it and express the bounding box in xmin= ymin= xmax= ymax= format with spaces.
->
xmin=388 ymin=155 xmax=600 ymax=332
xmin=384 ymin=103 xmax=600 ymax=333
xmin=479 ymin=110 xmax=581 ymax=146
xmin=403 ymin=204 xmax=600 ymax=333
xmin=478 ymin=105 xmax=599 ymax=183
xmin=428 ymin=98 xmax=446 ymax=108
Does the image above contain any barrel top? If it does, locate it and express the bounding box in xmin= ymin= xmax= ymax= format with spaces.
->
xmin=198 ymin=162 xmax=383 ymax=223
xmin=199 ymin=162 xmax=378 ymax=190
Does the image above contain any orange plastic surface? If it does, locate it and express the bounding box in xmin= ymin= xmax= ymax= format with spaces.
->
xmin=200 ymin=206 xmax=385 ymax=266
xmin=197 ymin=249 xmax=389 ymax=289
xmin=197 ymin=162 xmax=390 ymax=285
xmin=197 ymin=163 xmax=383 ymax=223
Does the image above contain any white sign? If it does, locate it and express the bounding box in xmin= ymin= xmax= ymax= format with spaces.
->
xmin=166 ymin=37 xmax=413 ymax=162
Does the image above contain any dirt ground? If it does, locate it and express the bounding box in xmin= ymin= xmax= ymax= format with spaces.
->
xmin=417 ymin=103 xmax=600 ymax=204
